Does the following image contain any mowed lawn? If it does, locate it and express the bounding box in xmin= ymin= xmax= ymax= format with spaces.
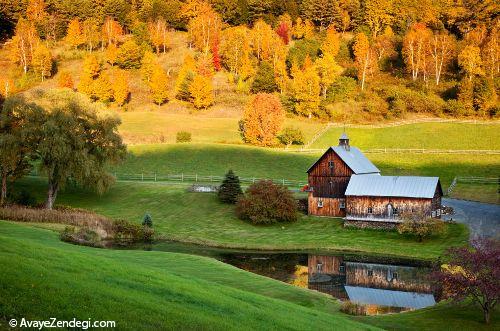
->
xmin=116 ymin=143 xmax=500 ymax=188
xmin=311 ymin=122 xmax=500 ymax=150
xmin=0 ymin=222 xmax=374 ymax=331
xmin=0 ymin=222 xmax=495 ymax=331
xmin=17 ymin=178 xmax=468 ymax=260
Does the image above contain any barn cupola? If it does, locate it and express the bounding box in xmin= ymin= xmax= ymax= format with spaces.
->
xmin=339 ymin=132 xmax=350 ymax=150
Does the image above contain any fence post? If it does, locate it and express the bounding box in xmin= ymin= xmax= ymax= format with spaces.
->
xmin=282 ymin=178 xmax=285 ymax=185
xmin=141 ymin=173 xmax=144 ymax=181
xmin=154 ymin=173 xmax=157 ymax=182
xmin=252 ymin=177 xmax=255 ymax=183
xmin=196 ymin=174 xmax=198 ymax=182
xmin=181 ymin=173 xmax=184 ymax=182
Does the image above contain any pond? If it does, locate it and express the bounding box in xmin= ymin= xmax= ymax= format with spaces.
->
xmin=111 ymin=240 xmax=437 ymax=315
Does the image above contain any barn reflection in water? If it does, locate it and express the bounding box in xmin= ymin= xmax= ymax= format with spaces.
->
xmin=222 ymin=253 xmax=436 ymax=315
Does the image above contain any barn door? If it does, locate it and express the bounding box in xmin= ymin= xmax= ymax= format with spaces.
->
xmin=387 ymin=204 xmax=393 ymax=218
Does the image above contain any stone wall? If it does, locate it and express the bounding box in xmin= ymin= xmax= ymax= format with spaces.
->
xmin=344 ymin=220 xmax=397 ymax=230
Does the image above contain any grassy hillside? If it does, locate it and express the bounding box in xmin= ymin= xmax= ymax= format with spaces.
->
xmin=15 ymin=178 xmax=468 ymax=260
xmin=115 ymin=143 xmax=500 ymax=188
xmin=311 ymin=123 xmax=500 ymax=150
xmin=0 ymin=222 xmax=374 ymax=331
xmin=0 ymin=222 xmax=495 ymax=330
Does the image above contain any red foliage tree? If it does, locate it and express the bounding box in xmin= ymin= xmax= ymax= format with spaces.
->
xmin=433 ymin=238 xmax=499 ymax=324
xmin=212 ymin=43 xmax=221 ymax=71
xmin=276 ymin=22 xmax=290 ymax=45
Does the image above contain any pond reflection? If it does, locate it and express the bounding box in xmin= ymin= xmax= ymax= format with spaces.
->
xmin=109 ymin=240 xmax=436 ymax=315
xmin=222 ymin=253 xmax=436 ymax=315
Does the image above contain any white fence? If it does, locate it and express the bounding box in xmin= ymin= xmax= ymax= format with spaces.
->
xmin=289 ymin=148 xmax=500 ymax=155
xmin=447 ymin=176 xmax=499 ymax=195
xmin=112 ymin=172 xmax=307 ymax=187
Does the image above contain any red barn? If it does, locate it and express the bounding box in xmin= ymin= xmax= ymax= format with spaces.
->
xmin=307 ymin=134 xmax=442 ymax=227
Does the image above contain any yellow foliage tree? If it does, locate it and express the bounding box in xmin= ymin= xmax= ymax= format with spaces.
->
xmin=105 ymin=43 xmax=119 ymax=66
xmin=93 ymin=72 xmax=114 ymax=102
xmin=9 ymin=18 xmax=39 ymax=73
xmin=65 ymin=18 xmax=84 ymax=49
xmin=482 ymin=29 xmax=499 ymax=78
xmin=316 ymin=53 xmax=342 ymax=97
xmin=175 ymin=54 xmax=197 ymax=93
xmin=82 ymin=18 xmax=100 ymax=52
xmin=220 ymin=26 xmax=254 ymax=78
xmin=150 ymin=66 xmax=169 ymax=105
xmin=187 ymin=3 xmax=221 ymax=54
xmin=78 ymin=54 xmax=100 ymax=96
xmin=189 ymin=74 xmax=214 ymax=109
xmin=321 ymin=26 xmax=340 ymax=58
xmin=32 ymin=43 xmax=52 ymax=81
xmin=291 ymin=57 xmax=321 ymax=117
xmin=364 ymin=0 xmax=393 ymax=38
xmin=101 ymin=17 xmax=123 ymax=50
xmin=141 ymin=51 xmax=158 ymax=82
xmin=57 ymin=71 xmax=73 ymax=89
xmin=113 ymin=69 xmax=129 ymax=106
xmin=458 ymin=45 xmax=484 ymax=81
xmin=403 ymin=23 xmax=432 ymax=81
xmin=148 ymin=18 xmax=169 ymax=54
xmin=196 ymin=52 xmax=215 ymax=78
xmin=240 ymin=93 xmax=285 ymax=146
xmin=353 ymin=32 xmax=371 ymax=90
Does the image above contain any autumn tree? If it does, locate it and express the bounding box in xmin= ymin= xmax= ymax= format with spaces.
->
xmin=433 ymin=238 xmax=499 ymax=324
xmin=373 ymin=26 xmax=397 ymax=69
xmin=363 ymin=0 xmax=393 ymax=38
xmin=353 ymin=32 xmax=372 ymax=90
xmin=482 ymin=29 xmax=499 ymax=78
xmin=65 ymin=19 xmax=84 ymax=50
xmin=26 ymin=0 xmax=47 ymax=24
xmin=32 ymin=43 xmax=52 ymax=81
xmin=187 ymin=3 xmax=221 ymax=54
xmin=240 ymin=93 xmax=284 ymax=146
xmin=220 ymin=26 xmax=254 ymax=79
xmin=82 ymin=18 xmax=100 ymax=52
xmin=150 ymin=66 xmax=169 ymax=105
xmin=429 ymin=31 xmax=455 ymax=85
xmin=251 ymin=61 xmax=278 ymax=93
xmin=196 ymin=52 xmax=215 ymax=78
xmin=402 ymin=23 xmax=432 ymax=81
xmin=101 ymin=17 xmax=123 ymax=50
xmin=316 ymin=27 xmax=343 ymax=97
xmin=57 ymin=71 xmax=73 ymax=89
xmin=275 ymin=13 xmax=292 ymax=45
xmin=9 ymin=18 xmax=39 ymax=73
xmin=105 ymin=43 xmax=119 ymax=66
xmin=459 ymin=45 xmax=484 ymax=81
xmin=93 ymin=72 xmax=114 ymax=103
xmin=148 ymin=18 xmax=169 ymax=54
xmin=301 ymin=0 xmax=337 ymax=31
xmin=189 ymin=74 xmax=213 ymax=109
xmin=78 ymin=54 xmax=101 ymax=97
xmin=291 ymin=57 xmax=321 ymax=116
xmin=175 ymin=54 xmax=196 ymax=100
xmin=251 ymin=19 xmax=276 ymax=62
xmin=141 ymin=51 xmax=158 ymax=82
xmin=113 ymin=70 xmax=129 ymax=106
xmin=116 ymin=39 xmax=144 ymax=69
xmin=321 ymin=27 xmax=341 ymax=58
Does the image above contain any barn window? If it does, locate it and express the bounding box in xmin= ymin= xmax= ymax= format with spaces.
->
xmin=328 ymin=160 xmax=334 ymax=168
xmin=339 ymin=265 xmax=345 ymax=273
xmin=339 ymin=199 xmax=345 ymax=209
xmin=393 ymin=272 xmax=398 ymax=280
xmin=367 ymin=207 xmax=373 ymax=214
xmin=393 ymin=208 xmax=399 ymax=215
xmin=316 ymin=262 xmax=323 ymax=273
xmin=317 ymin=200 xmax=324 ymax=208
xmin=367 ymin=270 xmax=373 ymax=277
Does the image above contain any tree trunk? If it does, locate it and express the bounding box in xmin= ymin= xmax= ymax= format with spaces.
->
xmin=45 ymin=180 xmax=59 ymax=210
xmin=1 ymin=175 xmax=7 ymax=206
xmin=484 ymin=306 xmax=490 ymax=324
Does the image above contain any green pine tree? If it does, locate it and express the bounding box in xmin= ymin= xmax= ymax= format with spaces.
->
xmin=218 ymin=170 xmax=243 ymax=204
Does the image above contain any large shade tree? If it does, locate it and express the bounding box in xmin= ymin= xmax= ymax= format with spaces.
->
xmin=35 ymin=91 xmax=126 ymax=209
xmin=0 ymin=96 xmax=43 ymax=205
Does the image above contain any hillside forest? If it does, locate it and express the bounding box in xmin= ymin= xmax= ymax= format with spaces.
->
xmin=0 ymin=0 xmax=499 ymax=146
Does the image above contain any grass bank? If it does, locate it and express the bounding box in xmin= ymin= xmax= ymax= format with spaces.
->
xmin=0 ymin=222 xmax=373 ymax=330
xmin=0 ymin=222 xmax=495 ymax=330
xmin=16 ymin=178 xmax=468 ymax=261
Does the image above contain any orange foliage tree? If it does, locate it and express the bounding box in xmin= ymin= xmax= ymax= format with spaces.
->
xmin=353 ymin=32 xmax=373 ymax=90
xmin=240 ymin=93 xmax=285 ymax=146
xmin=105 ymin=43 xmax=119 ymax=66
xmin=57 ymin=71 xmax=73 ymax=89
xmin=186 ymin=3 xmax=221 ymax=54
xmin=189 ymin=74 xmax=213 ymax=109
xmin=101 ymin=17 xmax=123 ymax=50
xmin=9 ymin=18 xmax=39 ymax=73
xmin=403 ymin=23 xmax=432 ymax=81
xmin=113 ymin=69 xmax=129 ymax=106
xmin=148 ymin=18 xmax=169 ymax=54
xmin=65 ymin=18 xmax=84 ymax=50
xmin=32 ymin=43 xmax=52 ymax=81
xmin=150 ymin=65 xmax=169 ymax=105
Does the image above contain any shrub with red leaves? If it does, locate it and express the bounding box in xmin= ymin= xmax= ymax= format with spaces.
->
xmin=432 ymin=238 xmax=500 ymax=324
xmin=276 ymin=22 xmax=290 ymax=45
xmin=236 ymin=180 xmax=297 ymax=224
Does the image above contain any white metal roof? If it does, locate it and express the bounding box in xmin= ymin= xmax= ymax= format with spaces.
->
xmin=307 ymin=146 xmax=380 ymax=174
xmin=345 ymin=286 xmax=436 ymax=309
xmin=345 ymin=175 xmax=440 ymax=198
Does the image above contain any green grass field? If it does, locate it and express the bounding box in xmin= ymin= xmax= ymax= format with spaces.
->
xmin=311 ymin=122 xmax=500 ymax=150
xmin=0 ymin=222 xmax=373 ymax=331
xmin=115 ymin=143 xmax=500 ymax=190
xmin=16 ymin=178 xmax=468 ymax=260
xmin=0 ymin=222 xmax=495 ymax=330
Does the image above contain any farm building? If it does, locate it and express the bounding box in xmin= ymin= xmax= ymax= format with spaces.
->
xmin=306 ymin=134 xmax=442 ymax=227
